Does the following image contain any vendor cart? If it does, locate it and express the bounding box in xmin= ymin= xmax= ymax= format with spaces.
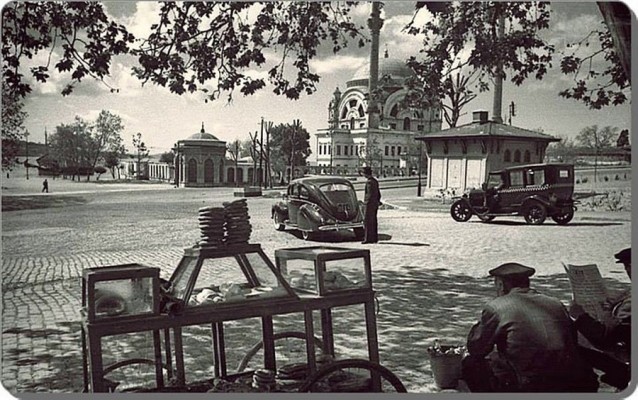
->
xmin=81 ymin=243 xmax=405 ymax=392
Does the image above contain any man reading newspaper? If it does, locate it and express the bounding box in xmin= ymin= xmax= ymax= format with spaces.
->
xmin=567 ymin=248 xmax=631 ymax=391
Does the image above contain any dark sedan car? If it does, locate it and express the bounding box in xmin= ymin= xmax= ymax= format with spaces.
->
xmin=272 ymin=176 xmax=364 ymax=240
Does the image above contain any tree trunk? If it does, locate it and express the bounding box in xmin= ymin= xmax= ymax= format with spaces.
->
xmin=598 ymin=2 xmax=631 ymax=84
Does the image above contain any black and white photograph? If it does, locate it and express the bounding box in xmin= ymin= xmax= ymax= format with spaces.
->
xmin=1 ymin=0 xmax=632 ymax=395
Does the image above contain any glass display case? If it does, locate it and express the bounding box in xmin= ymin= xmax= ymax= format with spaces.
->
xmin=168 ymin=244 xmax=297 ymax=309
xmin=82 ymin=263 xmax=160 ymax=322
xmin=274 ymin=247 xmax=372 ymax=296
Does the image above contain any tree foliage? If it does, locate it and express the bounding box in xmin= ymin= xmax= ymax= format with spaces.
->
xmin=1 ymin=2 xmax=134 ymax=98
xmin=268 ymin=122 xmax=311 ymax=179
xmin=575 ymin=125 xmax=618 ymax=149
xmin=131 ymin=2 xmax=364 ymax=103
xmin=405 ymin=2 xmax=554 ymax=112
xmin=1 ymin=85 xmax=27 ymax=170
xmin=86 ymin=110 xmax=125 ymax=174
xmin=49 ymin=117 xmax=92 ymax=180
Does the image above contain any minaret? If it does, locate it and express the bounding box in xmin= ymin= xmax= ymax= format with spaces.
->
xmin=492 ymin=13 xmax=505 ymax=124
xmin=201 ymin=122 xmax=205 ymax=133
xmin=330 ymin=87 xmax=341 ymax=129
xmin=367 ymin=2 xmax=384 ymax=129
xmin=44 ymin=127 xmax=48 ymax=149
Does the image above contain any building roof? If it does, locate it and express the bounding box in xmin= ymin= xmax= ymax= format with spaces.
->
xmin=186 ymin=123 xmax=219 ymax=141
xmin=415 ymin=121 xmax=560 ymax=142
xmin=349 ymin=56 xmax=413 ymax=85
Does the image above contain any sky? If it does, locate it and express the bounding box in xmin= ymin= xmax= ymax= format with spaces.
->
xmin=16 ymin=1 xmax=633 ymax=159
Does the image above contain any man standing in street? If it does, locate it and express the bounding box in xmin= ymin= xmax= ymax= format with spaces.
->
xmin=361 ymin=166 xmax=381 ymax=244
xmin=42 ymin=178 xmax=49 ymax=193
xmin=462 ymin=262 xmax=599 ymax=392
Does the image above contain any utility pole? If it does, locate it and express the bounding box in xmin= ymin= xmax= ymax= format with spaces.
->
xmin=249 ymin=131 xmax=257 ymax=185
xmin=417 ymin=141 xmax=423 ymax=196
xmin=265 ymin=121 xmax=273 ymax=188
xmin=24 ymin=130 xmax=29 ymax=180
xmin=259 ymin=117 xmax=264 ymax=188
xmin=291 ymin=120 xmax=301 ymax=183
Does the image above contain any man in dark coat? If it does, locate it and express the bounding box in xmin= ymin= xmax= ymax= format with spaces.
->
xmin=462 ymin=263 xmax=599 ymax=392
xmin=361 ymin=166 xmax=381 ymax=244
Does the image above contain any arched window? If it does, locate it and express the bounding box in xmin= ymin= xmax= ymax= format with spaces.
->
xmin=524 ymin=150 xmax=531 ymax=163
xmin=504 ymin=149 xmax=511 ymax=162
xmin=403 ymin=117 xmax=411 ymax=131
xmin=350 ymin=117 xmax=355 ymax=130
xmin=237 ymin=168 xmax=244 ymax=184
xmin=514 ymin=149 xmax=521 ymax=162
xmin=227 ymin=167 xmax=235 ymax=183
xmin=390 ymin=104 xmax=399 ymax=117
xmin=187 ymin=158 xmax=197 ymax=182
xmin=204 ymin=159 xmax=214 ymax=184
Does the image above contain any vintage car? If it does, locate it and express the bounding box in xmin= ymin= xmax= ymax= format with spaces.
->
xmin=450 ymin=163 xmax=577 ymax=225
xmin=272 ymin=176 xmax=365 ymax=240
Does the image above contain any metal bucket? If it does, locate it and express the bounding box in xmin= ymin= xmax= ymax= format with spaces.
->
xmin=429 ymin=346 xmax=463 ymax=389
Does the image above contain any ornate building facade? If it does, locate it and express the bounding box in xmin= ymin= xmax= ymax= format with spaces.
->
xmin=315 ymin=53 xmax=443 ymax=177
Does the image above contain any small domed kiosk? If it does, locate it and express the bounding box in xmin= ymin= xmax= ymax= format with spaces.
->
xmin=175 ymin=123 xmax=227 ymax=187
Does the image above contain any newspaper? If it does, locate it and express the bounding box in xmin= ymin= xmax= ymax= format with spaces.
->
xmin=562 ymin=263 xmax=608 ymax=321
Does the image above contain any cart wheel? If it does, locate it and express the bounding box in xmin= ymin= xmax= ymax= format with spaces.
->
xmin=450 ymin=200 xmax=472 ymax=222
xmin=102 ymin=358 xmax=171 ymax=392
xmin=236 ymin=331 xmax=327 ymax=373
xmin=551 ymin=209 xmax=574 ymax=225
xmin=523 ymin=201 xmax=547 ymax=225
xmin=298 ymin=359 xmax=407 ymax=393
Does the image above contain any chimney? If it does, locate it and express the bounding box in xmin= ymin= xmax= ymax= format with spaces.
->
xmin=472 ymin=110 xmax=489 ymax=124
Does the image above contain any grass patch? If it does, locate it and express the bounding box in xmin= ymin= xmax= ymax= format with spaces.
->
xmin=2 ymin=195 xmax=88 ymax=212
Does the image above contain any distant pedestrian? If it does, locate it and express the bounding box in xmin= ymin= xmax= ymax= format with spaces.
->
xmin=360 ymin=166 xmax=381 ymax=244
xmin=42 ymin=179 xmax=48 ymax=193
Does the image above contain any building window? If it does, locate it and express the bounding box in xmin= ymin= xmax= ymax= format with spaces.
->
xmin=398 ymin=146 xmax=402 ymax=155
xmin=350 ymin=117 xmax=355 ymax=130
xmin=344 ymin=146 xmax=348 ymax=156
xmin=417 ymin=125 xmax=424 ymax=131
xmin=390 ymin=123 xmax=397 ymax=129
xmin=514 ymin=149 xmax=521 ymax=162
xmin=318 ymin=145 xmax=322 ymax=155
xmin=403 ymin=117 xmax=411 ymax=131
xmin=355 ymin=146 xmax=359 ymax=156
xmin=390 ymin=104 xmax=399 ymax=117
xmin=336 ymin=145 xmax=341 ymax=156
xmin=391 ymin=146 xmax=395 ymax=156
xmin=385 ymin=146 xmax=389 ymax=156
xmin=504 ymin=149 xmax=511 ymax=162
xmin=524 ymin=150 xmax=531 ymax=163
xmin=360 ymin=122 xmax=365 ymax=128
xmin=328 ymin=145 xmax=331 ymax=155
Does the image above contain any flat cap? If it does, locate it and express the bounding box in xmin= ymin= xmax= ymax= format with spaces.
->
xmin=489 ymin=262 xmax=535 ymax=278
xmin=614 ymin=248 xmax=631 ymax=264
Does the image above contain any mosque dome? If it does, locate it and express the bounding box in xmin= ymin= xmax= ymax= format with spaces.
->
xmin=187 ymin=123 xmax=219 ymax=140
xmin=349 ymin=56 xmax=413 ymax=87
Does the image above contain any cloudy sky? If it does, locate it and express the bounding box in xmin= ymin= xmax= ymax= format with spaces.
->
xmin=19 ymin=1 xmax=632 ymax=158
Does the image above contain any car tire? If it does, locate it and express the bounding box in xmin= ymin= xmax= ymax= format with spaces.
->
xmin=353 ymin=227 xmax=365 ymax=240
xmin=273 ymin=212 xmax=285 ymax=231
xmin=450 ymin=200 xmax=472 ymax=222
xmin=523 ymin=202 xmax=547 ymax=225
xmin=551 ymin=209 xmax=574 ymax=225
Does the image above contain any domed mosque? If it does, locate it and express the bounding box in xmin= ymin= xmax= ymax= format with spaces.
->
xmin=315 ymin=47 xmax=442 ymax=177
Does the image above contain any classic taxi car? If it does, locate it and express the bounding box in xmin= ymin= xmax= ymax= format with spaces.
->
xmin=450 ymin=163 xmax=577 ymax=225
xmin=272 ymin=176 xmax=364 ymax=240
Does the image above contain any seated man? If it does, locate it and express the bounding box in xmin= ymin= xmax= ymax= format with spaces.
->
xmin=485 ymin=174 xmax=505 ymax=212
xmin=569 ymin=248 xmax=631 ymax=390
xmin=462 ymin=263 xmax=599 ymax=392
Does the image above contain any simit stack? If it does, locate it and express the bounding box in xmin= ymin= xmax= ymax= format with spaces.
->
xmin=222 ymin=198 xmax=252 ymax=244
xmin=197 ymin=206 xmax=226 ymax=247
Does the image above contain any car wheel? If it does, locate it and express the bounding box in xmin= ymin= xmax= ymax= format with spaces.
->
xmin=301 ymin=230 xmax=312 ymax=241
xmin=450 ymin=200 xmax=472 ymax=222
xmin=477 ymin=214 xmax=495 ymax=222
xmin=551 ymin=209 xmax=574 ymax=225
xmin=273 ymin=212 xmax=285 ymax=231
xmin=353 ymin=228 xmax=365 ymax=240
xmin=523 ymin=202 xmax=547 ymax=225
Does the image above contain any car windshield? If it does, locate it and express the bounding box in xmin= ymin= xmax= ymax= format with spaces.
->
xmin=486 ymin=174 xmax=502 ymax=189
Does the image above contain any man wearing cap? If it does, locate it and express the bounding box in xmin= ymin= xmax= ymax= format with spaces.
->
xmin=569 ymin=248 xmax=631 ymax=390
xmin=462 ymin=262 xmax=599 ymax=392
xmin=360 ymin=166 xmax=381 ymax=244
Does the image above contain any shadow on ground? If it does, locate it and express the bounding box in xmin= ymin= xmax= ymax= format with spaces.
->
xmin=2 ymin=269 xmax=630 ymax=393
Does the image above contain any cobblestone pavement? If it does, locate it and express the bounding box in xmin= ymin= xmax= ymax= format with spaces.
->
xmin=1 ymin=186 xmax=632 ymax=394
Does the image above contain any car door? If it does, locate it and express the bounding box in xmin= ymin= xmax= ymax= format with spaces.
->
xmin=286 ymin=183 xmax=302 ymax=225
